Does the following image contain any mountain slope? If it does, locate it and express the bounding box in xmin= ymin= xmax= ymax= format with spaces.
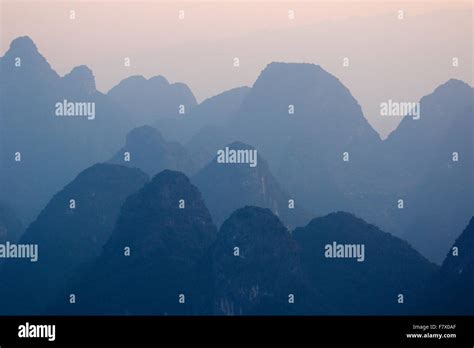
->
xmin=192 ymin=141 xmax=310 ymax=228
xmin=0 ymin=164 xmax=149 ymax=314
xmin=210 ymin=206 xmax=320 ymax=315
xmin=108 ymin=125 xmax=197 ymax=176
xmin=0 ymin=202 xmax=23 ymax=244
xmin=293 ymin=212 xmax=437 ymax=314
xmin=107 ymin=75 xmax=196 ymax=127
xmin=0 ymin=36 xmax=133 ymax=224
xmin=419 ymin=217 xmax=474 ymax=314
xmin=231 ymin=62 xmax=382 ymax=217
xmin=70 ymin=170 xmax=217 ymax=315
xmin=385 ymin=80 xmax=474 ymax=262
xmin=154 ymin=86 xmax=250 ymax=143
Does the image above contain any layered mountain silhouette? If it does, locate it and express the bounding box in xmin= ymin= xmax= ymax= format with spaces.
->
xmin=230 ymin=62 xmax=382 ymax=218
xmin=384 ymin=80 xmax=474 ymax=262
xmin=385 ymin=79 xmax=473 ymax=167
xmin=192 ymin=141 xmax=310 ymax=228
xmin=436 ymin=216 xmax=474 ymax=314
xmin=154 ymin=86 xmax=250 ymax=143
xmin=0 ymin=36 xmax=133 ymax=224
xmin=155 ymin=86 xmax=250 ymax=170
xmin=62 ymin=202 xmax=441 ymax=315
xmin=108 ymin=125 xmax=197 ymax=177
xmin=187 ymin=87 xmax=250 ymax=129
xmin=1 ymin=163 xmax=469 ymax=315
xmin=293 ymin=212 xmax=437 ymax=314
xmin=185 ymin=125 xmax=235 ymax=170
xmin=107 ymin=75 xmax=197 ymax=128
xmin=209 ymin=206 xmax=321 ymax=315
xmin=0 ymin=163 xmax=148 ymax=314
xmin=226 ymin=63 xmax=472 ymax=263
xmin=418 ymin=217 xmax=474 ymax=314
xmin=1 ymin=35 xmax=472 ymax=316
xmin=68 ymin=170 xmax=217 ymax=315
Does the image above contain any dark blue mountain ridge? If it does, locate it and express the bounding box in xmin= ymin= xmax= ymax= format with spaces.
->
xmin=65 ymin=170 xmax=218 ymax=315
xmin=2 ymin=164 xmax=469 ymax=315
xmin=415 ymin=217 xmax=474 ymax=314
xmin=293 ymin=211 xmax=437 ymax=314
xmin=442 ymin=216 xmax=474 ymax=275
xmin=0 ymin=163 xmax=149 ymax=315
xmin=209 ymin=205 xmax=327 ymax=315
xmin=438 ymin=216 xmax=474 ymax=314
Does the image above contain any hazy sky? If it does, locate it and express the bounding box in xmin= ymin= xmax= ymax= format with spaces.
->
xmin=1 ymin=0 xmax=472 ymax=137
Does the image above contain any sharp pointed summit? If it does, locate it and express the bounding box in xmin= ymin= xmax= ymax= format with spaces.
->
xmin=69 ymin=170 xmax=217 ymax=315
xmin=1 ymin=36 xmax=59 ymax=87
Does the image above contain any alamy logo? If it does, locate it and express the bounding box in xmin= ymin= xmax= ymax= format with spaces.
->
xmin=0 ymin=242 xmax=38 ymax=262
xmin=324 ymin=241 xmax=365 ymax=262
xmin=55 ymin=99 xmax=96 ymax=120
xmin=380 ymin=99 xmax=420 ymax=120
xmin=18 ymin=322 xmax=56 ymax=341
xmin=217 ymin=146 xmax=257 ymax=167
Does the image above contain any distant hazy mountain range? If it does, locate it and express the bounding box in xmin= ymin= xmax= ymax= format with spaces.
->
xmin=0 ymin=33 xmax=474 ymax=282
xmin=107 ymin=75 xmax=197 ymax=128
xmin=0 ymin=37 xmax=133 ymax=224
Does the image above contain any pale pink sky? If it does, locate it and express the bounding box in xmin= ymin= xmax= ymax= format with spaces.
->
xmin=1 ymin=0 xmax=472 ymax=137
